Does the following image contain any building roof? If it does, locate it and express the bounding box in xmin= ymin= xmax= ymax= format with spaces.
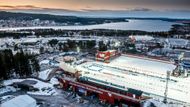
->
xmin=76 ymin=55 xmax=190 ymax=104
xmin=166 ymin=38 xmax=189 ymax=46
xmin=1 ymin=95 xmax=37 ymax=107
xmin=109 ymin=55 xmax=176 ymax=77
xmin=129 ymin=35 xmax=154 ymax=41
xmin=183 ymin=52 xmax=190 ymax=58
xmin=60 ymin=62 xmax=76 ymax=74
xmin=77 ymin=55 xmax=176 ymax=78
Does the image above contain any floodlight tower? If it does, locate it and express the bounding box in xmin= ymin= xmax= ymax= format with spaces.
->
xmin=163 ymin=71 xmax=170 ymax=103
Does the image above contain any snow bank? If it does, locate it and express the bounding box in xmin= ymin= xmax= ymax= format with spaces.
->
xmin=143 ymin=99 xmax=183 ymax=107
xmin=0 ymin=86 xmax=16 ymax=95
xmin=3 ymin=79 xmax=24 ymax=86
xmin=3 ymin=78 xmax=57 ymax=96
xmin=26 ymin=78 xmax=57 ymax=95
xmin=38 ymin=69 xmax=52 ymax=80
xmin=50 ymin=78 xmax=59 ymax=85
xmin=39 ymin=60 xmax=50 ymax=65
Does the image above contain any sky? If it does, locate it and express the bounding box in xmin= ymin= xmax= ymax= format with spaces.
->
xmin=0 ymin=0 xmax=189 ymax=11
xmin=0 ymin=0 xmax=189 ymax=18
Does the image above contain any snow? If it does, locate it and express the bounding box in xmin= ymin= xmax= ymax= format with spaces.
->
xmin=3 ymin=78 xmax=57 ymax=96
xmin=21 ymin=38 xmax=39 ymax=43
xmin=166 ymin=38 xmax=189 ymax=47
xmin=3 ymin=79 xmax=24 ymax=86
xmin=1 ymin=95 xmax=37 ymax=107
xmin=26 ymin=78 xmax=57 ymax=95
xmin=129 ymin=35 xmax=154 ymax=41
xmin=77 ymin=55 xmax=190 ymax=105
xmin=50 ymin=78 xmax=59 ymax=85
xmin=1 ymin=95 xmax=14 ymax=102
xmin=0 ymin=86 xmax=16 ymax=95
xmin=143 ymin=99 xmax=183 ymax=107
xmin=38 ymin=69 xmax=52 ymax=80
xmin=80 ymin=55 xmax=176 ymax=78
xmin=109 ymin=55 xmax=176 ymax=78
xmin=60 ymin=62 xmax=77 ymax=73
xmin=39 ymin=60 xmax=50 ymax=65
xmin=88 ymin=64 xmax=103 ymax=71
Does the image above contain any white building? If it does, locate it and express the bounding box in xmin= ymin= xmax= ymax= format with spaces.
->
xmin=76 ymin=55 xmax=190 ymax=105
xmin=165 ymin=38 xmax=189 ymax=49
xmin=1 ymin=95 xmax=37 ymax=107
xmin=129 ymin=35 xmax=154 ymax=42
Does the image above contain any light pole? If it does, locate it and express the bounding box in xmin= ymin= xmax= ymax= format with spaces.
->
xmin=163 ymin=71 xmax=170 ymax=103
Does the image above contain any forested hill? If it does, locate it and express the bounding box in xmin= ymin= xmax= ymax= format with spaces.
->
xmin=0 ymin=11 xmax=189 ymax=25
xmin=0 ymin=11 xmax=127 ymax=25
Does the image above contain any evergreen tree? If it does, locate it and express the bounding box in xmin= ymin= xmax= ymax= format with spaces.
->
xmin=99 ymin=41 xmax=107 ymax=51
xmin=0 ymin=55 xmax=7 ymax=79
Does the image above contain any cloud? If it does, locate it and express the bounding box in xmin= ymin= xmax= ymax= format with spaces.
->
xmin=0 ymin=5 xmax=189 ymax=19
xmin=130 ymin=8 xmax=152 ymax=11
xmin=81 ymin=8 xmax=153 ymax=13
xmin=0 ymin=5 xmax=41 ymax=10
xmin=85 ymin=6 xmax=92 ymax=9
xmin=0 ymin=5 xmax=84 ymax=13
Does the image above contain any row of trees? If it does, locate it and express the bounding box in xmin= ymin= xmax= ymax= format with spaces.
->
xmin=47 ymin=39 xmax=96 ymax=52
xmin=0 ymin=49 xmax=40 ymax=80
xmin=47 ymin=39 xmax=123 ymax=52
xmin=46 ymin=39 xmax=110 ymax=53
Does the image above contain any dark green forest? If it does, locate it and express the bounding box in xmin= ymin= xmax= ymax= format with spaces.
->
xmin=0 ymin=11 xmax=126 ymax=25
xmin=0 ymin=49 xmax=40 ymax=80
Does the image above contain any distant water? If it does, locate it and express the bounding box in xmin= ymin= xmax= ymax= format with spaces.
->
xmin=0 ymin=20 xmax=178 ymax=32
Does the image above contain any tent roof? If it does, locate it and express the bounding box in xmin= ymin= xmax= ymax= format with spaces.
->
xmin=1 ymin=95 xmax=37 ymax=107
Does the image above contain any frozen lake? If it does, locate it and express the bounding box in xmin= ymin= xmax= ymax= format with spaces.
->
xmin=0 ymin=19 xmax=178 ymax=32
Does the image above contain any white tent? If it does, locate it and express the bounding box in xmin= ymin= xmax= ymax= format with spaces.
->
xmin=1 ymin=95 xmax=37 ymax=107
xmin=60 ymin=62 xmax=76 ymax=74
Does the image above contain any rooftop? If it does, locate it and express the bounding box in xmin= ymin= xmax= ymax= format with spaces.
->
xmin=166 ymin=38 xmax=189 ymax=46
xmin=1 ymin=95 xmax=37 ymax=107
xmin=76 ymin=55 xmax=190 ymax=104
xmin=77 ymin=55 xmax=177 ymax=78
xmin=109 ymin=55 xmax=176 ymax=77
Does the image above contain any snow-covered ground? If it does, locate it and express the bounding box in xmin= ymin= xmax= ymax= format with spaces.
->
xmin=39 ymin=60 xmax=50 ymax=65
xmin=2 ymin=78 xmax=57 ymax=96
xmin=27 ymin=78 xmax=57 ymax=95
xmin=38 ymin=69 xmax=52 ymax=80
xmin=50 ymin=77 xmax=59 ymax=85
xmin=1 ymin=95 xmax=37 ymax=107
xmin=143 ymin=99 xmax=183 ymax=107
xmin=0 ymin=86 xmax=16 ymax=95
xmin=3 ymin=79 xmax=24 ymax=86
